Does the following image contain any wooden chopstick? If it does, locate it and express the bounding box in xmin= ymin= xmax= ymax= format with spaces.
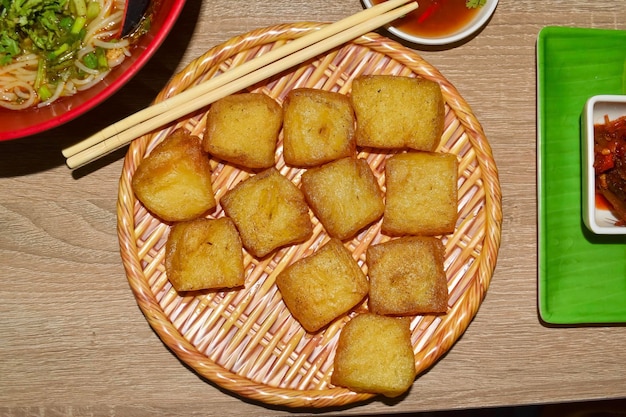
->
xmin=63 ymin=0 xmax=418 ymax=169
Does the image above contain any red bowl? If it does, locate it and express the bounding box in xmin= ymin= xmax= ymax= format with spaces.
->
xmin=0 ymin=0 xmax=187 ymax=141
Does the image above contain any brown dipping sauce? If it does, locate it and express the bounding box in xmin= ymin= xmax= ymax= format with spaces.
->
xmin=372 ymin=0 xmax=480 ymax=38
xmin=594 ymin=115 xmax=626 ymax=225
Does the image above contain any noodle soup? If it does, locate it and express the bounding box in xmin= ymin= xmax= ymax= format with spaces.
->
xmin=0 ymin=0 xmax=184 ymax=141
xmin=0 ymin=0 xmax=141 ymax=110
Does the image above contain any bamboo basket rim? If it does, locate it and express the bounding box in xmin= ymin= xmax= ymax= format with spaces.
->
xmin=117 ymin=21 xmax=503 ymax=409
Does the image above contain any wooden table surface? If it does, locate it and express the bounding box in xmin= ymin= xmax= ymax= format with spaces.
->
xmin=2 ymin=1 xmax=626 ymax=415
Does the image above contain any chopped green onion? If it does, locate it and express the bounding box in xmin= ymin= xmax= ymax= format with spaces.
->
xmin=52 ymin=61 xmax=75 ymax=78
xmin=86 ymin=1 xmax=100 ymax=20
xmin=71 ymin=16 xmax=86 ymax=35
xmin=54 ymin=49 xmax=75 ymax=65
xmin=83 ymin=51 xmax=97 ymax=69
xmin=71 ymin=0 xmax=88 ymax=16
xmin=95 ymin=47 xmax=108 ymax=70
xmin=38 ymin=84 xmax=53 ymax=101
xmin=49 ymin=43 xmax=69 ymax=60
xmin=34 ymin=59 xmax=46 ymax=89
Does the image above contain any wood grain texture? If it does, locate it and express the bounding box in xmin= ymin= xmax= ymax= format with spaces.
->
xmin=1 ymin=0 xmax=626 ymax=415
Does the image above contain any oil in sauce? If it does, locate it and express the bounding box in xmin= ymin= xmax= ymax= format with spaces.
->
xmin=372 ymin=0 xmax=480 ymax=38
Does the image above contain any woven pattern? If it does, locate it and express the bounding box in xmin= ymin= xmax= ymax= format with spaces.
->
xmin=117 ymin=22 xmax=502 ymax=408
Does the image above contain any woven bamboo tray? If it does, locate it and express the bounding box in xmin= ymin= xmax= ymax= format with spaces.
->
xmin=117 ymin=22 xmax=502 ymax=408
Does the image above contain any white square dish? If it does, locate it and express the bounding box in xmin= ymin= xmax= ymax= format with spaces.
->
xmin=582 ymin=94 xmax=626 ymax=234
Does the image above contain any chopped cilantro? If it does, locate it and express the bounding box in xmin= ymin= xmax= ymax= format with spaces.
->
xmin=0 ymin=33 xmax=20 ymax=64
xmin=466 ymin=0 xmax=487 ymax=8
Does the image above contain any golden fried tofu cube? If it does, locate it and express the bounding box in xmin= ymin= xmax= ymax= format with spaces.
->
xmin=132 ymin=129 xmax=216 ymax=222
xmin=276 ymin=239 xmax=368 ymax=333
xmin=283 ymin=88 xmax=356 ymax=167
xmin=382 ymin=152 xmax=458 ymax=236
xmin=165 ymin=217 xmax=244 ymax=292
xmin=366 ymin=236 xmax=448 ymax=315
xmin=301 ymin=157 xmax=384 ymax=240
xmin=331 ymin=313 xmax=416 ymax=397
xmin=350 ymin=75 xmax=444 ymax=151
xmin=220 ymin=168 xmax=313 ymax=257
xmin=203 ymin=93 xmax=282 ymax=169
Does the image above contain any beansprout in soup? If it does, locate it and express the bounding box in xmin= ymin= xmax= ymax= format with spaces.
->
xmin=0 ymin=0 xmax=132 ymax=110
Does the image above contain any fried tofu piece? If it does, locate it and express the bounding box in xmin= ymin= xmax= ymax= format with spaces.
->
xmin=283 ymin=88 xmax=356 ymax=167
xmin=165 ymin=217 xmax=245 ymax=292
xmin=132 ymin=129 xmax=216 ymax=222
xmin=350 ymin=75 xmax=445 ymax=151
xmin=220 ymin=168 xmax=313 ymax=257
xmin=276 ymin=238 xmax=368 ymax=333
xmin=301 ymin=157 xmax=384 ymax=240
xmin=331 ymin=313 xmax=416 ymax=397
xmin=203 ymin=93 xmax=282 ymax=169
xmin=366 ymin=236 xmax=448 ymax=315
xmin=382 ymin=152 xmax=458 ymax=236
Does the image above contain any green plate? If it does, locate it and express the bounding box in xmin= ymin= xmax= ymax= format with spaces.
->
xmin=537 ymin=26 xmax=626 ymax=324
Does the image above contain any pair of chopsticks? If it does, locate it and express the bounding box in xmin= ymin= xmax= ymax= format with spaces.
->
xmin=63 ymin=0 xmax=418 ymax=169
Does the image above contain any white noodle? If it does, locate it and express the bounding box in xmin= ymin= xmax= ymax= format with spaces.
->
xmin=1 ymin=81 xmax=36 ymax=110
xmin=76 ymin=71 xmax=110 ymax=91
xmin=74 ymin=60 xmax=101 ymax=75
